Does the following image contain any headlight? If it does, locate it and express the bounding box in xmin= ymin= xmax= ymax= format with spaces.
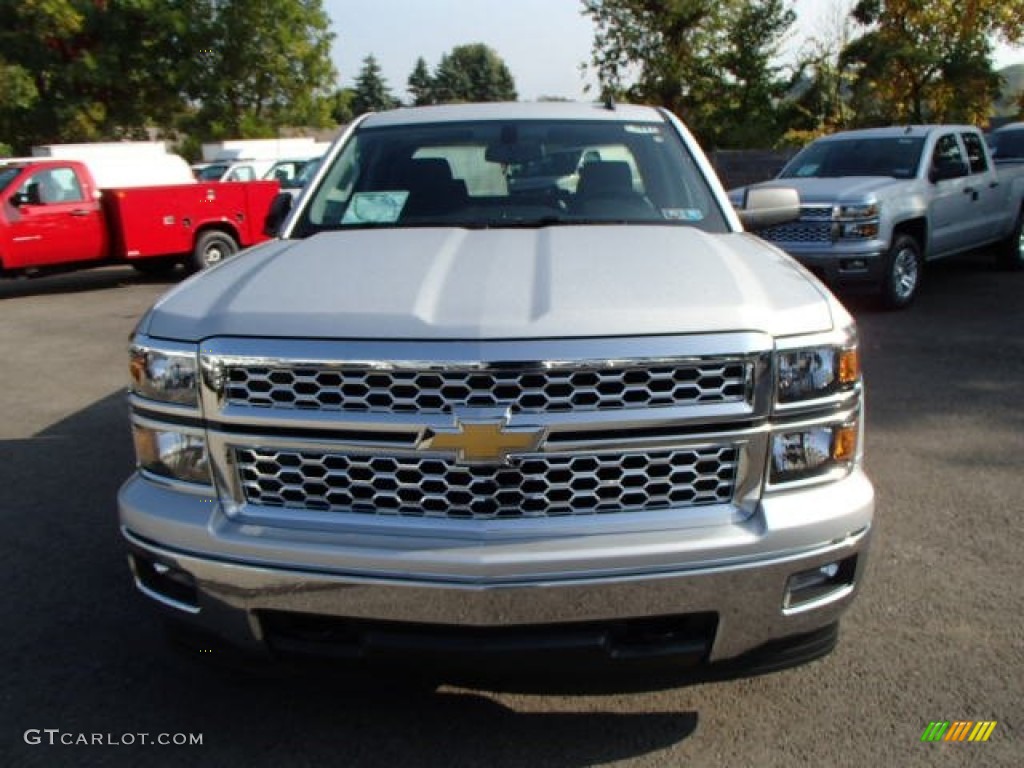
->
xmin=770 ymin=421 xmax=859 ymax=484
xmin=839 ymin=221 xmax=879 ymax=239
xmin=129 ymin=341 xmax=198 ymax=405
xmin=777 ymin=345 xmax=859 ymax=404
xmin=837 ymin=203 xmax=879 ymax=220
xmin=132 ymin=424 xmax=211 ymax=486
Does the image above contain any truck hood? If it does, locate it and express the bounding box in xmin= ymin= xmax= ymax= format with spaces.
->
xmin=144 ymin=226 xmax=837 ymax=341
xmin=749 ymin=176 xmax=908 ymax=204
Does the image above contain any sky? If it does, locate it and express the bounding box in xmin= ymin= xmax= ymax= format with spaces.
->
xmin=324 ymin=0 xmax=1023 ymax=103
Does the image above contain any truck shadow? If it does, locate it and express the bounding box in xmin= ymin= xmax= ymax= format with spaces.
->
xmin=0 ymin=391 xmax=699 ymax=768
xmin=0 ymin=265 xmax=182 ymax=300
xmin=836 ymin=246 xmax=1010 ymax=317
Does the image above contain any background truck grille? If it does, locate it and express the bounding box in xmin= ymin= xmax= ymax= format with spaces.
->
xmin=224 ymin=361 xmax=749 ymax=414
xmin=800 ymin=206 xmax=834 ymax=220
xmin=759 ymin=205 xmax=834 ymax=244
xmin=235 ymin=445 xmax=739 ymax=520
xmin=759 ymin=221 xmax=833 ymax=243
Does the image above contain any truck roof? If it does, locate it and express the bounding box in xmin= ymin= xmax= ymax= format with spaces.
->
xmin=1 ymin=156 xmax=195 ymax=187
xmin=361 ymin=102 xmax=666 ymax=128
xmin=0 ymin=158 xmax=66 ymax=169
xmin=815 ymin=125 xmax=980 ymax=142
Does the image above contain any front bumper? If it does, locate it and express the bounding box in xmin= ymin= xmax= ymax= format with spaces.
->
xmin=767 ymin=242 xmax=887 ymax=289
xmin=119 ymin=469 xmax=873 ymax=674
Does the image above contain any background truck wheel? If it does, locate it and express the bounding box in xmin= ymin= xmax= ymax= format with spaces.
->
xmin=880 ymin=234 xmax=922 ymax=310
xmin=192 ymin=231 xmax=238 ymax=270
xmin=131 ymin=257 xmax=179 ymax=277
xmin=998 ymin=209 xmax=1024 ymax=271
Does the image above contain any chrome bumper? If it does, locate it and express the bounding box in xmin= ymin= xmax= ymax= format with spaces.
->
xmin=767 ymin=243 xmax=887 ymax=287
xmin=119 ymin=470 xmax=873 ymax=663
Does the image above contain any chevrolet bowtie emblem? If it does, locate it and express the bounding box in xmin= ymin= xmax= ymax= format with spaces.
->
xmin=420 ymin=419 xmax=545 ymax=465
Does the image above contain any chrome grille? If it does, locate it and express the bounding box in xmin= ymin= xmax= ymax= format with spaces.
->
xmin=759 ymin=221 xmax=833 ymax=243
xmin=760 ymin=205 xmax=834 ymax=244
xmin=235 ymin=445 xmax=739 ymax=519
xmin=800 ymin=206 xmax=834 ymax=220
xmin=224 ymin=361 xmax=750 ymax=414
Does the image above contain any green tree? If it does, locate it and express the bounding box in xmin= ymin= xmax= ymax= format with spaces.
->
xmin=328 ymin=88 xmax=356 ymax=124
xmin=0 ymin=0 xmax=338 ymax=152
xmin=716 ymin=0 xmax=797 ymax=147
xmin=0 ymin=0 xmax=190 ymax=149
xmin=432 ymin=44 xmax=517 ymax=103
xmin=0 ymin=60 xmax=39 ymax=144
xmin=783 ymin=5 xmax=859 ymax=144
xmin=842 ymin=0 xmax=1024 ymax=126
xmin=582 ymin=0 xmax=795 ymax=148
xmin=187 ymin=0 xmax=337 ymax=138
xmin=407 ymin=56 xmax=436 ymax=106
xmin=352 ymin=54 xmax=398 ymax=115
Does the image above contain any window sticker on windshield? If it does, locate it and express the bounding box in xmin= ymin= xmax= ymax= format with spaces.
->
xmin=341 ymin=191 xmax=409 ymax=224
xmin=662 ymin=208 xmax=704 ymax=221
xmin=624 ymin=124 xmax=660 ymax=134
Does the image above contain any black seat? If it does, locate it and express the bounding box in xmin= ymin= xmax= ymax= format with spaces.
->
xmin=576 ymin=161 xmax=636 ymax=200
xmin=572 ymin=161 xmax=656 ymax=218
xmin=394 ymin=158 xmax=467 ymax=218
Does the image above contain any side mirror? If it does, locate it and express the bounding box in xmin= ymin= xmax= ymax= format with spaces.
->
xmin=929 ymin=159 xmax=967 ymax=183
xmin=12 ymin=183 xmax=42 ymax=207
xmin=737 ymin=186 xmax=800 ymax=230
xmin=263 ymin=192 xmax=293 ymax=237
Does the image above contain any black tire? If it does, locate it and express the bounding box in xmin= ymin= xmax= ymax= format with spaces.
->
xmin=191 ymin=230 xmax=238 ymax=271
xmin=131 ymin=257 xmax=180 ymax=277
xmin=998 ymin=209 xmax=1024 ymax=271
xmin=879 ymin=234 xmax=923 ymax=310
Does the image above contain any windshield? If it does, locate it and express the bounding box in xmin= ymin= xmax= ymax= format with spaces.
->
xmin=0 ymin=166 xmax=21 ymax=194
xmin=293 ymin=158 xmax=321 ymax=187
xmin=195 ymin=164 xmax=228 ymax=181
xmin=265 ymin=159 xmax=315 ymax=188
xmin=991 ymin=129 xmax=1024 ymax=160
xmin=780 ymin=137 xmax=925 ymax=179
xmin=291 ymin=119 xmax=728 ymax=235
xmin=283 ymin=159 xmax=318 ymax=189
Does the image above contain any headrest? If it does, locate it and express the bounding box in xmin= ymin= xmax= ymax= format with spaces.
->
xmin=577 ymin=161 xmax=634 ymax=197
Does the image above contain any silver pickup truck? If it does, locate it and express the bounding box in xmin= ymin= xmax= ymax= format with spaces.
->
xmin=733 ymin=126 xmax=1024 ymax=308
xmin=119 ymin=103 xmax=874 ymax=686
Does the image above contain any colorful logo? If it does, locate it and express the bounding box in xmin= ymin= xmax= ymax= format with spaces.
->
xmin=419 ymin=418 xmax=545 ymax=465
xmin=921 ymin=721 xmax=997 ymax=742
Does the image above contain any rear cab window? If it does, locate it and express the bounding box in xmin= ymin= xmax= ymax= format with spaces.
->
xmin=932 ymin=134 xmax=969 ymax=179
xmin=960 ymin=132 xmax=989 ymax=174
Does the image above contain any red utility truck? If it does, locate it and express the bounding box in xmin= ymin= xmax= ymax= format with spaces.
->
xmin=0 ymin=158 xmax=279 ymax=276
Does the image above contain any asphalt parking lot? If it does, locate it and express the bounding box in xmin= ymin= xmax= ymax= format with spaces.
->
xmin=1 ymin=255 xmax=1021 ymax=767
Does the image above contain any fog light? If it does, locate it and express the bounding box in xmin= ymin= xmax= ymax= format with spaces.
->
xmin=131 ymin=555 xmax=199 ymax=612
xmin=784 ymin=556 xmax=857 ymax=610
xmin=839 ymin=258 xmax=868 ymax=272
